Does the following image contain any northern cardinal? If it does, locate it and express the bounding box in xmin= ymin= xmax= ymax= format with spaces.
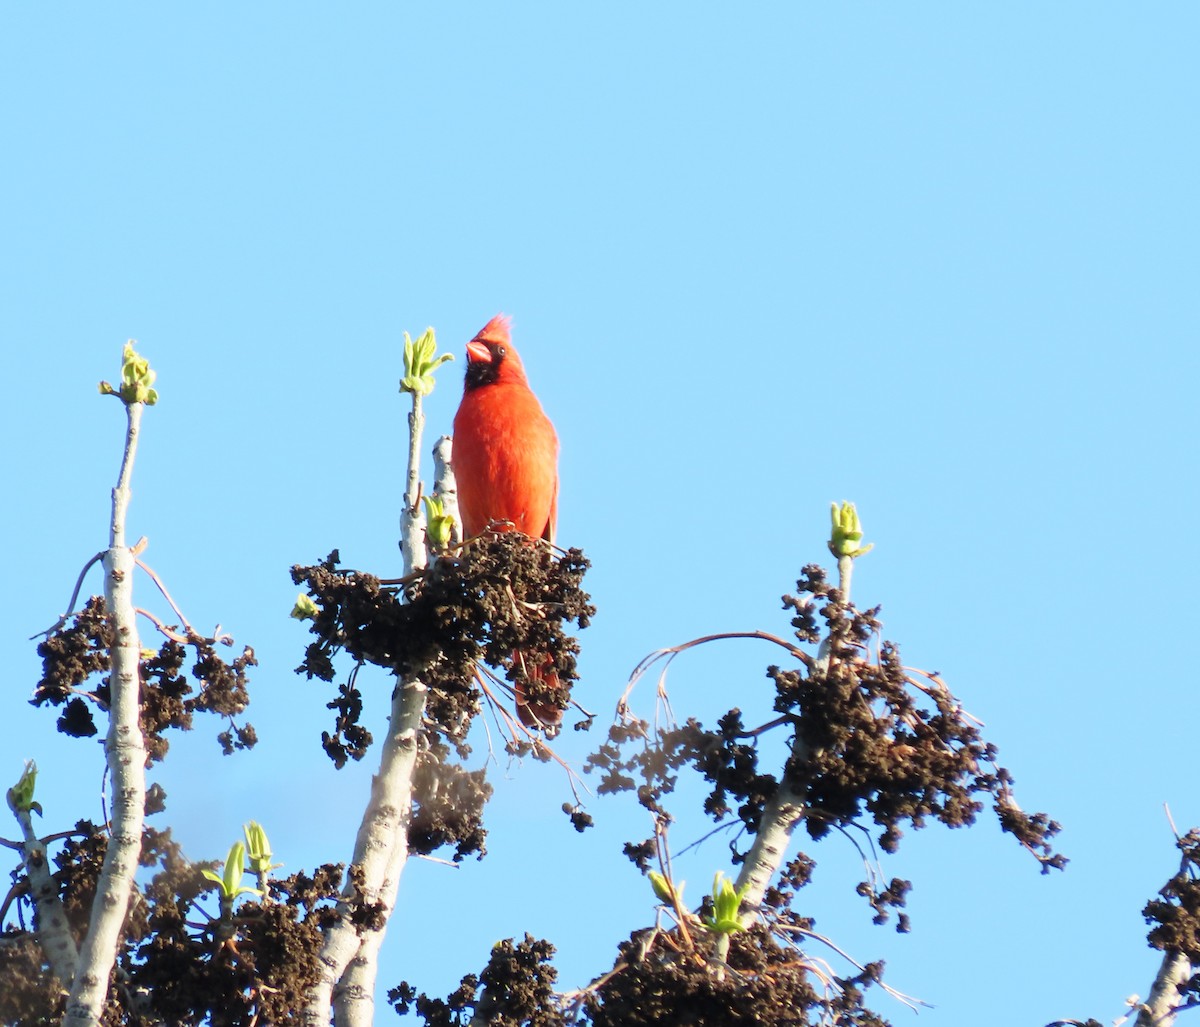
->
xmin=452 ymin=314 xmax=563 ymax=730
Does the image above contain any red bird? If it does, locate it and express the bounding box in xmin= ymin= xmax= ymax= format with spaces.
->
xmin=452 ymin=314 xmax=563 ymax=730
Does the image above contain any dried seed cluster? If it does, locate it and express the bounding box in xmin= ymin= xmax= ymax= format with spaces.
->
xmin=292 ymin=536 xmax=593 ymax=861
xmin=292 ymin=535 xmax=593 ymax=755
xmin=33 ymin=595 xmax=257 ymax=762
xmin=1144 ymin=829 xmax=1200 ymax=978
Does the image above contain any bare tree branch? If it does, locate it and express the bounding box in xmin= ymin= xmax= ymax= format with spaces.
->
xmin=333 ymin=436 xmax=461 ymax=1023
xmin=1135 ymin=950 xmax=1192 ymax=1027
xmin=732 ymin=556 xmax=855 ymax=914
xmin=30 ymin=552 xmax=104 ymax=640
xmin=306 ymin=386 xmax=437 ymax=1027
xmin=7 ymin=768 xmax=78 ymax=993
xmin=63 ymin=400 xmax=149 ymax=1027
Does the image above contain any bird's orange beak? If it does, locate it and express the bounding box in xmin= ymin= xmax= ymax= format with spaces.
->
xmin=466 ymin=341 xmax=492 ymax=364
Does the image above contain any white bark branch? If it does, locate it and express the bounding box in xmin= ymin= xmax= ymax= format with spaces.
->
xmin=1135 ymin=946 xmax=1193 ymax=1025
xmin=837 ymin=554 xmax=853 ymax=602
xmin=307 ymin=395 xmax=437 ymax=1027
xmin=399 ymin=394 xmax=427 ymax=565
xmin=9 ymin=795 xmax=78 ymax=992
xmin=734 ymin=555 xmax=855 ymax=915
xmin=431 ymin=436 xmax=460 ymax=547
xmin=63 ymin=402 xmax=148 ymax=1027
xmin=332 ymin=438 xmax=461 ymax=1022
xmin=733 ymin=782 xmax=809 ymax=914
xmin=324 ymin=676 xmax=429 ymax=1027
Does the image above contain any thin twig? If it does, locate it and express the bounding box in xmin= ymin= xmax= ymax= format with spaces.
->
xmin=673 ymin=819 xmax=742 ymax=859
xmin=774 ymin=922 xmax=930 ymax=1012
xmin=475 ymin=667 xmax=593 ymax=793
xmin=654 ymin=823 xmax=694 ymax=951
xmin=832 ymin=823 xmax=883 ymax=895
xmin=30 ymin=551 xmax=105 ymax=639
xmin=135 ymin=609 xmax=189 ymax=644
xmin=619 ymin=631 xmax=814 ymax=714
xmin=1165 ymin=803 xmax=1182 ymax=843
xmin=135 ymin=558 xmax=197 ymax=636
xmin=414 ymin=853 xmax=462 ymax=869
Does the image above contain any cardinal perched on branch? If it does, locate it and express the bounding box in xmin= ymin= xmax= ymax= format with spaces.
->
xmin=452 ymin=314 xmax=564 ymax=731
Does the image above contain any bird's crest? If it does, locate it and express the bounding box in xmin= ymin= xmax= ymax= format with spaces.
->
xmin=473 ymin=313 xmax=512 ymax=347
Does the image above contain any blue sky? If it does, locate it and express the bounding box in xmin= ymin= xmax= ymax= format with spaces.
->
xmin=2 ymin=4 xmax=1198 ymax=1023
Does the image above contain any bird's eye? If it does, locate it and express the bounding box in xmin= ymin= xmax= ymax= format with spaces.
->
xmin=496 ymin=346 xmax=507 ymax=358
